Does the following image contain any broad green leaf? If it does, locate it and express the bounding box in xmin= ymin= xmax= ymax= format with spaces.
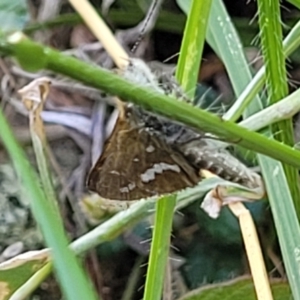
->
xmin=179 ymin=276 xmax=292 ymax=300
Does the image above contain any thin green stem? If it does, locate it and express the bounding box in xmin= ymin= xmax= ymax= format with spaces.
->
xmin=1 ymin=33 xmax=300 ymax=168
xmin=238 ymin=88 xmax=300 ymax=132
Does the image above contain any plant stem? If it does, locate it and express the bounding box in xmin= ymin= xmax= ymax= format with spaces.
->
xmin=2 ymin=33 xmax=300 ymax=168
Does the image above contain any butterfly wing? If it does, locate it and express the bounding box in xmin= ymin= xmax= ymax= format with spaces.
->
xmin=87 ymin=116 xmax=200 ymax=200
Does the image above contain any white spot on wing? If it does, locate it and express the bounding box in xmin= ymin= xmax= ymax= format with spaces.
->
xmin=146 ymin=145 xmax=155 ymax=153
xmin=140 ymin=163 xmax=180 ymax=183
xmin=120 ymin=187 xmax=129 ymax=193
xmin=128 ymin=183 xmax=136 ymax=190
xmin=110 ymin=170 xmax=120 ymax=175
xmin=119 ymin=182 xmax=136 ymax=193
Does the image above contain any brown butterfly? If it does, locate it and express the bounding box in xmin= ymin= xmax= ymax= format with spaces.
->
xmin=87 ymin=103 xmax=201 ymax=200
xmin=87 ymin=59 xmax=259 ymax=201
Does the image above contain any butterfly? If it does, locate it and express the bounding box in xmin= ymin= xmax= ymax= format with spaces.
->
xmin=87 ymin=59 xmax=258 ymax=201
xmin=87 ymin=103 xmax=201 ymax=200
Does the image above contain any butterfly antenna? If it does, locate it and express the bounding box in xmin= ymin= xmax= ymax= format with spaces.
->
xmin=131 ymin=0 xmax=163 ymax=53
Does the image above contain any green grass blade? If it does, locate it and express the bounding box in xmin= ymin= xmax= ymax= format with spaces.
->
xmin=143 ymin=195 xmax=176 ymax=300
xmin=257 ymin=157 xmax=300 ymax=299
xmin=255 ymin=0 xmax=300 ymax=296
xmin=176 ymin=0 xmax=212 ymax=98
xmin=207 ymin=1 xmax=257 ymax=99
xmin=207 ymin=0 xmax=264 ymax=119
xmin=0 ymin=109 xmax=98 ymax=300
xmin=257 ymin=0 xmax=300 ymax=211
